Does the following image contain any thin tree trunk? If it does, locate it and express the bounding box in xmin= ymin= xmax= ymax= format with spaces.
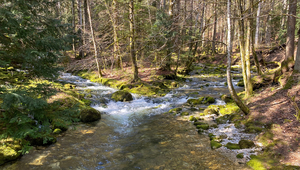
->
xmin=227 ymin=0 xmax=249 ymax=114
xmin=245 ymin=0 xmax=253 ymax=98
xmin=129 ymin=0 xmax=139 ymax=82
xmin=77 ymin=0 xmax=84 ymax=59
xmin=255 ymin=1 xmax=260 ymax=47
xmin=87 ymin=0 xmax=102 ymax=77
xmin=294 ymin=29 xmax=300 ymax=72
xmin=212 ymin=1 xmax=217 ymax=55
xmin=72 ymin=0 xmax=76 ymax=58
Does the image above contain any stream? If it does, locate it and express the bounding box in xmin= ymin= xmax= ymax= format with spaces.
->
xmin=2 ymin=67 xmax=253 ymax=170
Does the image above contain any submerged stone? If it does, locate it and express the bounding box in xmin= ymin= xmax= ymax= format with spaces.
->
xmin=236 ymin=153 xmax=244 ymax=159
xmin=111 ymin=90 xmax=133 ymax=102
xmin=196 ymin=124 xmax=209 ymax=130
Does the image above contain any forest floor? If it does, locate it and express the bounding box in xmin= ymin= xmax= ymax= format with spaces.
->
xmin=67 ymin=47 xmax=300 ymax=169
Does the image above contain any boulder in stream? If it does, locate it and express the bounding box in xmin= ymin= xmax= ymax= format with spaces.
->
xmin=80 ymin=107 xmax=101 ymax=122
xmin=111 ymin=90 xmax=133 ymax=102
xmin=239 ymin=139 xmax=255 ymax=149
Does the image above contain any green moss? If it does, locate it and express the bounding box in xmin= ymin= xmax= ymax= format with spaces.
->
xmin=181 ymin=112 xmax=189 ymax=116
xmin=215 ymin=114 xmax=230 ymax=124
xmin=225 ymin=142 xmax=240 ymax=149
xmin=237 ymin=80 xmax=244 ymax=87
xmin=196 ymin=124 xmax=209 ymax=130
xmin=80 ymin=107 xmax=101 ymax=122
xmin=111 ymin=90 xmax=133 ymax=102
xmin=219 ymin=103 xmax=240 ymax=115
xmin=236 ymin=153 xmax=244 ymax=159
xmin=208 ymin=133 xmax=216 ymax=140
xmin=211 ymin=141 xmax=222 ymax=149
xmin=53 ymin=128 xmax=62 ymax=134
xmin=247 ymin=155 xmax=267 ymax=170
xmin=220 ymin=94 xmax=233 ymax=103
xmin=258 ymin=131 xmax=274 ymax=147
xmin=205 ymin=96 xmax=215 ymax=103
xmin=239 ymin=139 xmax=255 ymax=149
xmin=0 ymin=145 xmax=22 ymax=165
xmin=188 ymin=116 xmax=197 ymax=121
xmin=245 ymin=125 xmax=263 ymax=133
xmin=169 ymin=108 xmax=182 ymax=113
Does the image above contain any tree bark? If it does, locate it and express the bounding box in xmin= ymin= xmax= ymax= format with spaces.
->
xmin=227 ymin=0 xmax=249 ymax=115
xmin=245 ymin=0 xmax=253 ymax=98
xmin=255 ymin=1 xmax=261 ymax=47
xmin=77 ymin=0 xmax=84 ymax=59
xmin=294 ymin=29 xmax=300 ymax=72
xmin=129 ymin=0 xmax=139 ymax=82
xmin=87 ymin=0 xmax=102 ymax=77
xmin=284 ymin=0 xmax=296 ymax=71
xmin=212 ymin=1 xmax=217 ymax=55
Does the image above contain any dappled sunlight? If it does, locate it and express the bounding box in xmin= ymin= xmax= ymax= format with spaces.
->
xmin=28 ymin=153 xmax=50 ymax=166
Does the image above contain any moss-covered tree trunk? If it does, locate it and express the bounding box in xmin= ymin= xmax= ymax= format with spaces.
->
xmin=294 ymin=29 xmax=300 ymax=72
xmin=227 ymin=0 xmax=249 ymax=115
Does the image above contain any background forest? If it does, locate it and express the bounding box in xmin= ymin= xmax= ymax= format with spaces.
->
xmin=0 ymin=0 xmax=300 ymax=169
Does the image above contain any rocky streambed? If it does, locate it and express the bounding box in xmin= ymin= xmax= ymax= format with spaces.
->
xmin=2 ymin=66 xmax=263 ymax=169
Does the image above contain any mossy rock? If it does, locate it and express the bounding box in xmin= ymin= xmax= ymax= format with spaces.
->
xmin=53 ymin=128 xmax=62 ymax=134
xmin=169 ymin=108 xmax=182 ymax=114
xmin=219 ymin=103 xmax=240 ymax=115
xmin=208 ymin=133 xmax=216 ymax=140
xmin=170 ymin=82 xmax=178 ymax=88
xmin=237 ymin=80 xmax=244 ymax=87
xmin=220 ymin=94 xmax=233 ymax=103
xmin=239 ymin=139 xmax=255 ymax=149
xmin=64 ymin=83 xmax=76 ymax=89
xmin=215 ymin=115 xmax=230 ymax=124
xmin=111 ymin=90 xmax=133 ymax=102
xmin=0 ymin=145 xmax=22 ymax=165
xmin=211 ymin=140 xmax=222 ymax=149
xmin=205 ymin=96 xmax=215 ymax=104
xmin=247 ymin=155 xmax=267 ymax=170
xmin=196 ymin=123 xmax=209 ymax=130
xmin=203 ymin=108 xmax=219 ymax=116
xmin=236 ymin=153 xmax=244 ymax=159
xmin=188 ymin=116 xmax=197 ymax=121
xmin=225 ymin=142 xmax=240 ymax=149
xmin=245 ymin=125 xmax=263 ymax=133
xmin=187 ymin=98 xmax=202 ymax=105
xmin=80 ymin=107 xmax=101 ymax=123
xmin=180 ymin=112 xmax=189 ymax=116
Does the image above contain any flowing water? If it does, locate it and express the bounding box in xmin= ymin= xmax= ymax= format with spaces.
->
xmin=2 ymin=70 xmax=250 ymax=170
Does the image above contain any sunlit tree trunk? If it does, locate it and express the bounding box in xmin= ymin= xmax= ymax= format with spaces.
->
xmin=87 ymin=0 xmax=102 ymax=77
xmin=245 ymin=0 xmax=253 ymax=98
xmin=227 ymin=0 xmax=249 ymax=114
xmin=283 ymin=0 xmax=296 ymax=72
xmin=72 ymin=0 xmax=76 ymax=58
xmin=129 ymin=0 xmax=139 ymax=82
xmin=255 ymin=1 xmax=261 ymax=47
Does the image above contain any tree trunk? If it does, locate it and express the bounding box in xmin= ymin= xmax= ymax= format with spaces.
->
xmin=227 ymin=0 xmax=249 ymax=115
xmin=255 ymin=1 xmax=261 ymax=47
xmin=72 ymin=0 xmax=76 ymax=58
xmin=129 ymin=0 xmax=139 ymax=82
xmin=212 ymin=1 xmax=217 ymax=55
xmin=237 ymin=0 xmax=248 ymax=97
xmin=244 ymin=0 xmax=253 ymax=98
xmin=86 ymin=0 xmax=102 ymax=77
xmin=77 ymin=0 xmax=84 ymax=59
xmin=294 ymin=30 xmax=300 ymax=72
xmin=283 ymin=0 xmax=297 ymax=72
